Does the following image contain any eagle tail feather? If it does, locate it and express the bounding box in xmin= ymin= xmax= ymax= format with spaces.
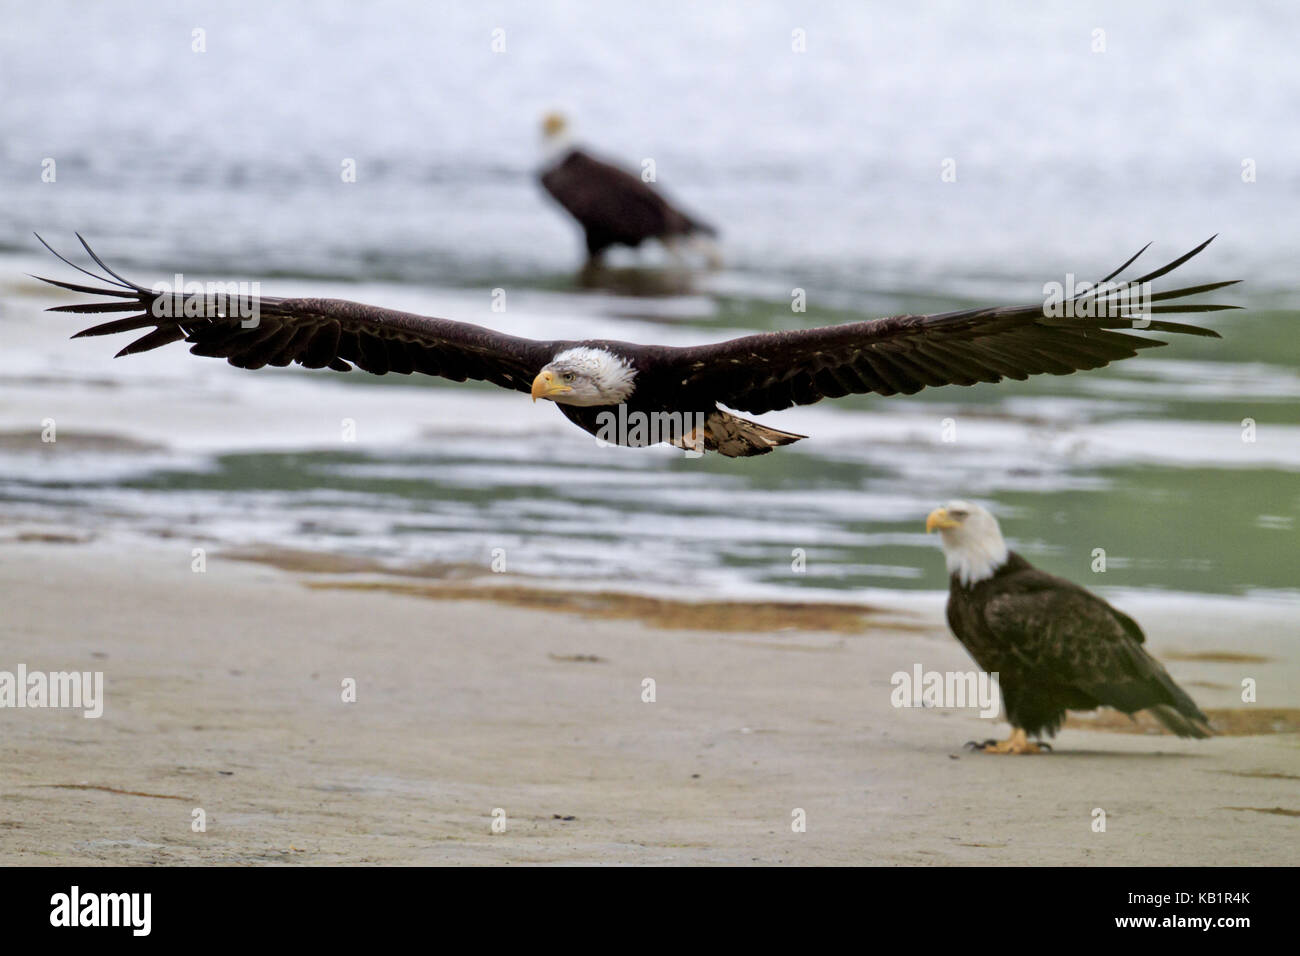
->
xmin=1149 ymin=703 xmax=1213 ymax=739
xmin=704 ymin=411 xmax=806 ymax=458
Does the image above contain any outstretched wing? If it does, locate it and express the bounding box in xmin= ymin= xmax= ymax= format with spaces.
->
xmin=35 ymin=235 xmax=558 ymax=394
xmin=982 ymin=569 xmax=1208 ymax=726
xmin=668 ymin=238 xmax=1239 ymax=415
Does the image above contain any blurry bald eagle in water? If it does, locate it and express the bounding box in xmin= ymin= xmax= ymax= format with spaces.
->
xmin=538 ymin=113 xmax=718 ymax=268
xmin=38 ymin=235 xmax=1236 ymax=458
xmin=926 ymin=501 xmax=1212 ymax=753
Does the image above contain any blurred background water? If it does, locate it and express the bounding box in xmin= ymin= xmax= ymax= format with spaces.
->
xmin=1 ymin=0 xmax=1296 ymax=603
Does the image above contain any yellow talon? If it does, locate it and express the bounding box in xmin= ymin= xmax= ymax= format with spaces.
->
xmin=980 ymin=728 xmax=1046 ymax=755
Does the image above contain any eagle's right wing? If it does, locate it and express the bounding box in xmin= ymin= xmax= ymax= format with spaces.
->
xmin=36 ymin=235 xmax=558 ymax=394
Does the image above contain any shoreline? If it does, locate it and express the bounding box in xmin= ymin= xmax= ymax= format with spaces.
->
xmin=1 ymin=539 xmax=1295 ymax=865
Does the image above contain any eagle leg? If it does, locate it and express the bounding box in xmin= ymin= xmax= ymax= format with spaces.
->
xmin=966 ymin=728 xmax=1050 ymax=755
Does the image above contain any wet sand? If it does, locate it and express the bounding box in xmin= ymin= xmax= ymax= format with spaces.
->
xmin=1 ymin=540 xmax=1296 ymax=865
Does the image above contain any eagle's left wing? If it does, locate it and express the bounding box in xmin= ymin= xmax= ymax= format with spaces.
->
xmin=667 ymin=238 xmax=1239 ymax=415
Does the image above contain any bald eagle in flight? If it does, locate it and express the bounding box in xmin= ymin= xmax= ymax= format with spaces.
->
xmin=538 ymin=113 xmax=718 ymax=267
xmin=926 ymin=501 xmax=1212 ymax=754
xmin=36 ymin=235 xmax=1236 ymax=458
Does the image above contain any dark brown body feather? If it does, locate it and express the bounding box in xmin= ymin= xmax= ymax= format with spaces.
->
xmin=946 ymin=552 xmax=1211 ymax=738
xmin=539 ymin=149 xmax=715 ymax=258
xmin=37 ymin=235 xmax=1236 ymax=457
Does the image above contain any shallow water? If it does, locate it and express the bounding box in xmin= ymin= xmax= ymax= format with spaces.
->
xmin=1 ymin=2 xmax=1297 ymax=603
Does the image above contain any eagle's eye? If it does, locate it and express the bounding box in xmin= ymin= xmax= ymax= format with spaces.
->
xmin=949 ymin=509 xmax=968 ymax=519
xmin=562 ymin=371 xmax=577 ymax=383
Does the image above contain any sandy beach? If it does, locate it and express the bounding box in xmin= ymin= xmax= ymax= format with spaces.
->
xmin=1 ymin=538 xmax=1295 ymax=866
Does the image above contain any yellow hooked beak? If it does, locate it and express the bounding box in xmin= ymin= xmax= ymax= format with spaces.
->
xmin=926 ymin=507 xmax=960 ymax=533
xmin=531 ymin=369 xmax=572 ymax=402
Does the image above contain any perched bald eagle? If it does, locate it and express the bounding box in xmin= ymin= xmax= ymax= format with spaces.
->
xmin=926 ymin=501 xmax=1212 ymax=753
xmin=537 ymin=113 xmax=718 ymax=267
xmin=37 ymin=235 xmax=1236 ymax=458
